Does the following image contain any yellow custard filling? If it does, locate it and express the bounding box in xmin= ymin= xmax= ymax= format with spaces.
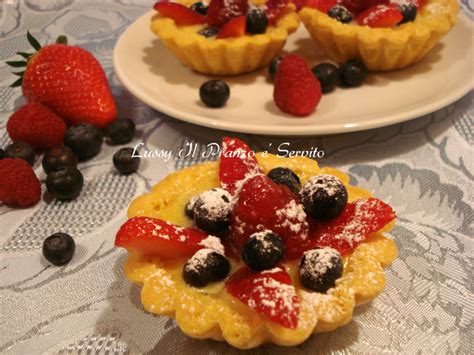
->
xmin=123 ymin=154 xmax=397 ymax=349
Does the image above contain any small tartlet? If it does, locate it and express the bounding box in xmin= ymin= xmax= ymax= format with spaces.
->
xmin=150 ymin=0 xmax=300 ymax=75
xmin=299 ymin=0 xmax=459 ymax=71
xmin=123 ymin=154 xmax=397 ymax=349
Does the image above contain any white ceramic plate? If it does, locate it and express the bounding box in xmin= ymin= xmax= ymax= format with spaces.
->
xmin=114 ymin=11 xmax=473 ymax=136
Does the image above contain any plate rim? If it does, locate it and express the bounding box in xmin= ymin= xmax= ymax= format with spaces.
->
xmin=113 ymin=11 xmax=473 ymax=136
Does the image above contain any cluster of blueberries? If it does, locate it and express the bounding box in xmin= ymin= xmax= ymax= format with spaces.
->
xmin=182 ymin=167 xmax=347 ymax=293
xmin=0 ymin=118 xmax=140 ymax=267
xmin=198 ymin=57 xmax=368 ymax=110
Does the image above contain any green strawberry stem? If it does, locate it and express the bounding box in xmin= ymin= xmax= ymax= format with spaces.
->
xmin=27 ymin=30 xmax=42 ymax=51
xmin=6 ymin=31 xmax=69 ymax=88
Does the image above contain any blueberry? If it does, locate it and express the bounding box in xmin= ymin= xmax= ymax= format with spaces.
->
xmin=339 ymin=60 xmax=367 ymax=87
xmin=183 ymin=249 xmax=230 ymax=287
xmin=399 ymin=3 xmax=417 ymax=24
xmin=299 ymin=248 xmax=343 ymax=292
xmin=327 ymin=5 xmax=353 ymax=24
xmin=64 ymin=124 xmax=103 ymax=160
xmin=312 ymin=63 xmax=340 ymax=93
xmin=5 ymin=141 xmax=35 ymax=165
xmin=246 ymin=7 xmax=268 ymax=35
xmin=191 ymin=1 xmax=208 ymax=15
xmin=193 ymin=188 xmax=233 ymax=234
xmin=42 ymin=232 xmax=75 ymax=266
xmin=242 ymin=231 xmax=285 ymax=271
xmin=185 ymin=196 xmax=199 ymax=218
xmin=104 ymin=118 xmax=136 ymax=145
xmin=199 ymin=80 xmax=230 ymax=108
xmin=46 ymin=166 xmax=84 ymax=201
xmin=42 ymin=146 xmax=78 ymax=174
xmin=268 ymin=56 xmax=282 ymax=81
xmin=299 ymin=174 xmax=348 ymax=220
xmin=198 ymin=27 xmax=219 ymax=38
xmin=267 ymin=167 xmax=301 ymax=194
xmin=113 ymin=147 xmax=140 ymax=175
xmin=0 ymin=148 xmax=5 ymax=160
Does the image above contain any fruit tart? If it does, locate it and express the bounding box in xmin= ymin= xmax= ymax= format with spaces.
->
xmin=115 ymin=137 xmax=398 ymax=349
xmin=150 ymin=0 xmax=300 ymax=75
xmin=299 ymin=0 xmax=459 ymax=71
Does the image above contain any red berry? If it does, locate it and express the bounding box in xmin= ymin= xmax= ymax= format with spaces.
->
xmin=356 ymin=4 xmax=403 ymax=27
xmin=290 ymin=0 xmax=306 ymax=11
xmin=154 ymin=2 xmax=207 ymax=25
xmin=217 ymin=16 xmax=246 ymax=38
xmin=265 ymin=0 xmax=290 ymax=25
xmin=7 ymin=102 xmax=67 ymax=149
xmin=305 ymin=0 xmax=338 ymax=13
xmin=230 ymin=175 xmax=310 ymax=259
xmin=115 ymin=216 xmax=210 ymax=259
xmin=22 ymin=44 xmax=116 ymax=128
xmin=308 ymin=198 xmax=396 ymax=255
xmin=207 ymin=0 xmax=248 ymax=27
xmin=219 ymin=137 xmax=263 ymax=195
xmin=341 ymin=0 xmax=387 ymax=13
xmin=0 ymin=158 xmax=41 ymax=207
xmin=226 ymin=266 xmax=300 ymax=329
xmin=273 ymin=54 xmax=322 ymax=117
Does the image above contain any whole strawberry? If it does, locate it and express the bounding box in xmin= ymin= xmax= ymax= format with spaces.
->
xmin=7 ymin=102 xmax=67 ymax=149
xmin=0 ymin=158 xmax=41 ymax=207
xmin=273 ymin=54 xmax=322 ymax=117
xmin=7 ymin=33 xmax=116 ymax=128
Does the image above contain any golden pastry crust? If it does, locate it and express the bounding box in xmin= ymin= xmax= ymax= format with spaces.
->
xmin=124 ymin=154 xmax=397 ymax=349
xmin=150 ymin=0 xmax=300 ymax=75
xmin=299 ymin=0 xmax=459 ymax=71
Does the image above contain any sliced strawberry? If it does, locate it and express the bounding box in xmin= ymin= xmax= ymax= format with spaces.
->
xmin=389 ymin=0 xmax=424 ymax=10
xmin=265 ymin=0 xmax=290 ymax=25
xmin=153 ymin=2 xmax=207 ymax=26
xmin=207 ymin=0 xmax=248 ymax=27
xmin=309 ymin=198 xmax=396 ymax=255
xmin=305 ymin=0 xmax=338 ymax=13
xmin=343 ymin=0 xmax=389 ymax=13
xmin=290 ymin=0 xmax=307 ymax=11
xmin=230 ymin=175 xmax=310 ymax=259
xmin=219 ymin=137 xmax=263 ymax=195
xmin=356 ymin=4 xmax=403 ymax=27
xmin=115 ymin=216 xmax=208 ymax=259
xmin=217 ymin=16 xmax=246 ymax=39
xmin=226 ymin=266 xmax=300 ymax=329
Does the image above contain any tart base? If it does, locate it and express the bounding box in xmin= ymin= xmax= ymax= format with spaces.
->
xmin=125 ymin=154 xmax=397 ymax=349
xmin=150 ymin=2 xmax=300 ymax=75
xmin=299 ymin=0 xmax=459 ymax=71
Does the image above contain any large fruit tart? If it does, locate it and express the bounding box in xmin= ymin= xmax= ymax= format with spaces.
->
xmin=115 ymin=137 xmax=397 ymax=349
xmin=299 ymin=0 xmax=459 ymax=71
xmin=150 ymin=0 xmax=299 ymax=75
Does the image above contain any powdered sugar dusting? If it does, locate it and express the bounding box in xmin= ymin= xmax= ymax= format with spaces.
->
xmin=198 ymin=235 xmax=225 ymax=255
xmin=275 ymin=200 xmax=308 ymax=236
xmin=301 ymin=174 xmax=343 ymax=198
xmin=333 ymin=199 xmax=382 ymax=246
xmin=195 ymin=188 xmax=233 ymax=219
xmin=301 ymin=248 xmax=341 ymax=279
xmin=251 ymin=273 xmax=297 ymax=319
xmin=184 ymin=248 xmax=215 ymax=273
xmin=299 ymin=289 xmax=340 ymax=323
xmin=360 ymin=5 xmax=391 ymax=26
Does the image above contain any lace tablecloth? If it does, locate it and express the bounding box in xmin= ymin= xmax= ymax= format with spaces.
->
xmin=0 ymin=1 xmax=473 ymax=354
